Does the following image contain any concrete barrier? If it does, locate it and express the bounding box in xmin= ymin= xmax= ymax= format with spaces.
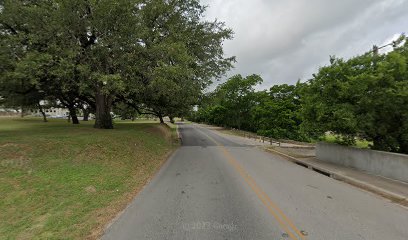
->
xmin=316 ymin=142 xmax=408 ymax=183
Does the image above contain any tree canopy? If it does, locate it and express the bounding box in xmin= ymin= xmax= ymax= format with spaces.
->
xmin=301 ymin=36 xmax=408 ymax=152
xmin=0 ymin=0 xmax=234 ymax=127
xmin=1 ymin=1 xmax=407 ymax=154
xmin=191 ymin=36 xmax=408 ymax=154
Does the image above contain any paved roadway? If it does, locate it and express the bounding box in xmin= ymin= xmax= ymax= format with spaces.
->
xmin=103 ymin=123 xmax=408 ymax=240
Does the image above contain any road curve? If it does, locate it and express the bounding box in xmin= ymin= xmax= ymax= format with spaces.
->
xmin=102 ymin=123 xmax=408 ymax=240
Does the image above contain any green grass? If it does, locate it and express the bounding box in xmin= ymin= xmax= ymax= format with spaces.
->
xmin=164 ymin=121 xmax=179 ymax=130
xmin=0 ymin=117 xmax=177 ymax=239
xmin=321 ymin=133 xmax=372 ymax=149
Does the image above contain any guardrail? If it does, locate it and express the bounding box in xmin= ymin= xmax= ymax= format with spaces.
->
xmin=240 ymin=132 xmax=281 ymax=146
xmin=201 ymin=124 xmax=312 ymax=147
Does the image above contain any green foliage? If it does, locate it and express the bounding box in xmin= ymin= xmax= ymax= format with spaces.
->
xmin=0 ymin=0 xmax=234 ymax=127
xmin=253 ymin=83 xmax=305 ymax=140
xmin=125 ymin=0 xmax=234 ymax=119
xmin=192 ymin=74 xmax=262 ymax=129
xmin=113 ymin=102 xmax=139 ymax=120
xmin=192 ymin=75 xmax=305 ymax=140
xmin=193 ymin=36 xmax=408 ymax=154
xmin=301 ymin=36 xmax=408 ymax=153
xmin=215 ymin=74 xmax=262 ymax=129
xmin=1 ymin=1 xmax=406 ymax=152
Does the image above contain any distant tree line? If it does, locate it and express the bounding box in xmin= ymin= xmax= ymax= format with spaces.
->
xmin=0 ymin=0 xmax=234 ymax=128
xmin=190 ymin=35 xmax=408 ymax=154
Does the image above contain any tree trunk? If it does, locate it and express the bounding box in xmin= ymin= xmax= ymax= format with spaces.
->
xmin=41 ymin=111 xmax=47 ymax=122
xmin=158 ymin=114 xmax=164 ymax=124
xmin=68 ymin=107 xmax=79 ymax=124
xmin=37 ymin=104 xmax=47 ymax=122
xmin=83 ymin=108 xmax=90 ymax=121
xmin=94 ymin=87 xmax=113 ymax=129
xmin=169 ymin=116 xmax=175 ymax=124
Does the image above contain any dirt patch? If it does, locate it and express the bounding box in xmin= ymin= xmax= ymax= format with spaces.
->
xmin=0 ymin=156 xmax=32 ymax=170
xmin=84 ymin=185 xmax=97 ymax=194
xmin=0 ymin=143 xmax=32 ymax=171
xmin=0 ymin=143 xmax=20 ymax=148
xmin=72 ymin=144 xmax=109 ymax=164
xmin=0 ymin=143 xmax=31 ymax=155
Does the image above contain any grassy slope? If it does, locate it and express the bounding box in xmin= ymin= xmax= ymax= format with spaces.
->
xmin=0 ymin=118 xmax=177 ymax=239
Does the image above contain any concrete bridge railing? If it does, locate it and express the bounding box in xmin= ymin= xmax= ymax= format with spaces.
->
xmin=316 ymin=142 xmax=408 ymax=183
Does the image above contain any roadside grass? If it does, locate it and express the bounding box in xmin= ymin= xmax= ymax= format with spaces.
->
xmin=164 ymin=122 xmax=177 ymax=130
xmin=320 ymin=133 xmax=372 ymax=149
xmin=0 ymin=117 xmax=177 ymax=239
xmin=164 ymin=122 xmax=182 ymax=143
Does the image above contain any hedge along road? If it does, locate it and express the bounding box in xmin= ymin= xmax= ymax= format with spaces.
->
xmin=102 ymin=123 xmax=408 ymax=240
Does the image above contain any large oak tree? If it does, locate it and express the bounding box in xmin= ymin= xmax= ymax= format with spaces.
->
xmin=1 ymin=0 xmax=234 ymax=128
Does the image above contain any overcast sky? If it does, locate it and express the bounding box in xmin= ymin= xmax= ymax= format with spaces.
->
xmin=201 ymin=0 xmax=408 ymax=89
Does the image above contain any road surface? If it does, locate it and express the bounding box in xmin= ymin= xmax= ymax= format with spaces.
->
xmin=103 ymin=123 xmax=408 ymax=240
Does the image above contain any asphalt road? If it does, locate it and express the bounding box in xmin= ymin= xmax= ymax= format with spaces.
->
xmin=103 ymin=124 xmax=408 ymax=240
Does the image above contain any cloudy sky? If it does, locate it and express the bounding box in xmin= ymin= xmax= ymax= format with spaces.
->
xmin=201 ymin=0 xmax=408 ymax=89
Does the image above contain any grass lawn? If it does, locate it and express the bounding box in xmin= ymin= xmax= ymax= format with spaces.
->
xmin=0 ymin=117 xmax=178 ymax=239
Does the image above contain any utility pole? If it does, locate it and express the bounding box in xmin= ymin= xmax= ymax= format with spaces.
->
xmin=370 ymin=39 xmax=400 ymax=55
xmin=372 ymin=45 xmax=379 ymax=55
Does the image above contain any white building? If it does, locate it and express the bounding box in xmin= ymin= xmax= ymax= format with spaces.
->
xmin=29 ymin=107 xmax=69 ymax=118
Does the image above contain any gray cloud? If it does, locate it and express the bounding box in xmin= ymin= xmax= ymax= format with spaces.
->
xmin=201 ymin=0 xmax=408 ymax=89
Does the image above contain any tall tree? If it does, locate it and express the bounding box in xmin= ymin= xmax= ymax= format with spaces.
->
xmin=301 ymin=35 xmax=408 ymax=153
xmin=193 ymin=74 xmax=262 ymax=129
xmin=253 ymin=83 xmax=304 ymax=140
xmin=357 ymin=40 xmax=408 ymax=152
xmin=0 ymin=1 xmax=51 ymax=120
xmin=1 ymin=0 xmax=234 ymax=128
xmin=122 ymin=0 xmax=234 ymax=123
